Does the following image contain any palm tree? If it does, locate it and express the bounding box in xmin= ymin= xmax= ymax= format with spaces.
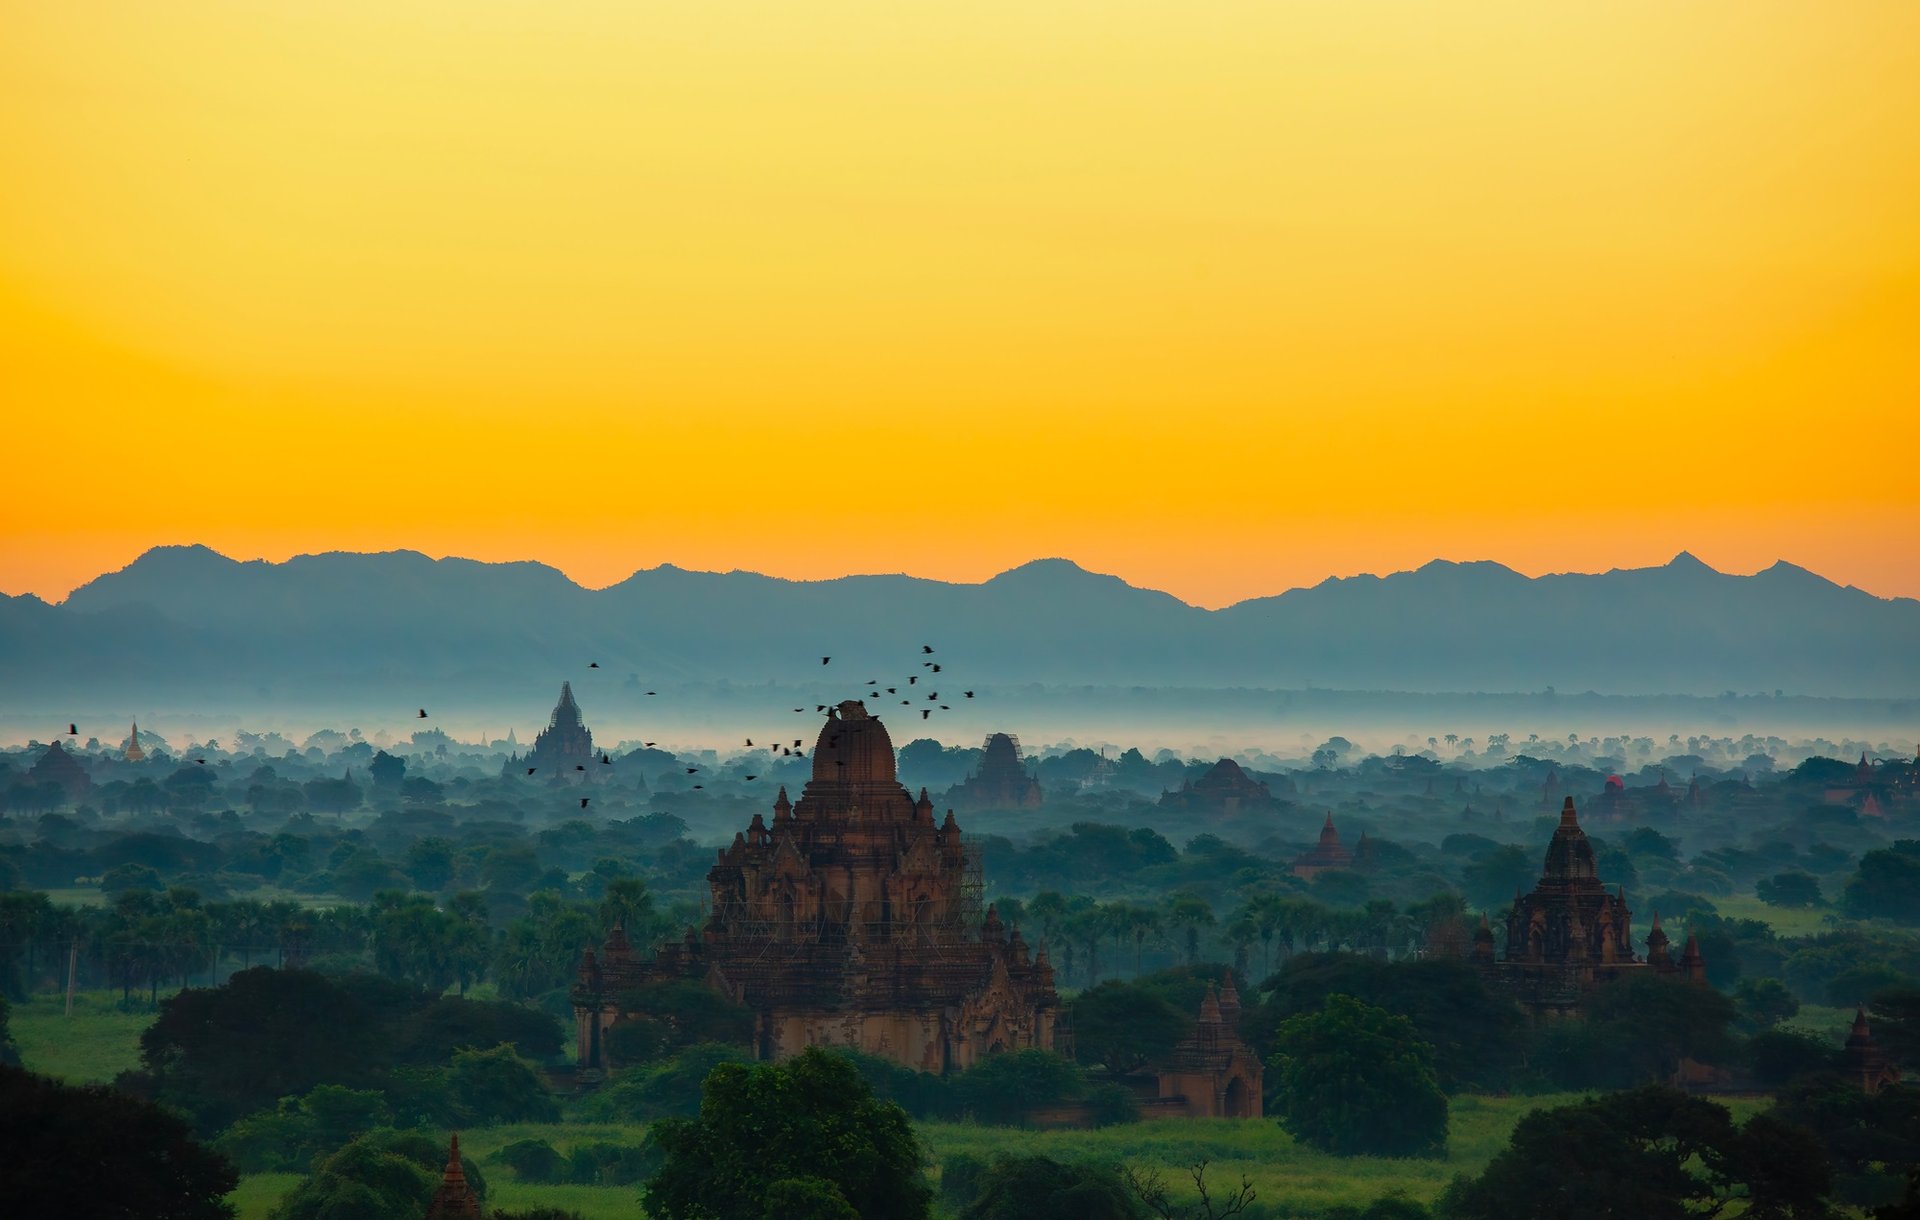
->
xmin=1164 ymin=893 xmax=1216 ymax=967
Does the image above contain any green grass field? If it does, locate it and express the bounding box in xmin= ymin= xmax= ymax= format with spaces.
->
xmin=10 ymin=990 xmax=160 ymax=1083
xmin=225 ymin=1096 xmax=1777 ymax=1220
xmin=1711 ymin=894 xmax=1843 ymax=939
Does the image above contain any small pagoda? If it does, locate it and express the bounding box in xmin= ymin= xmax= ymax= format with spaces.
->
xmin=424 ymin=1134 xmax=482 ymax=1219
xmin=1291 ymin=814 xmax=1353 ymax=879
xmin=945 ymin=732 xmax=1044 ymax=810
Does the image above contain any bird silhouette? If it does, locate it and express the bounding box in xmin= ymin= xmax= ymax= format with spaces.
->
xmin=527 ymin=768 xmax=537 ymax=775
xmin=941 ymin=705 xmax=950 ymax=710
xmin=746 ymin=774 xmax=758 ymax=780
xmin=816 ymin=704 xmax=826 ymax=712
xmin=782 ymin=748 xmax=791 ymax=756
xmin=964 ymin=691 xmax=974 ymax=698
xmin=601 ymin=753 xmax=611 ymax=764
xmin=646 ymin=691 xmax=656 ymax=696
xmin=686 ymin=767 xmax=699 ymax=774
xmin=909 ymin=676 xmax=917 ymax=685
xmin=921 ymin=710 xmax=931 ymax=719
xmin=195 ymin=758 xmax=206 ymax=764
xmin=922 ymin=645 xmax=934 ymax=653
xmin=745 ymin=738 xmax=753 ymax=746
xmin=792 ymin=739 xmax=802 ymax=747
xmin=589 ymin=661 xmax=599 ymax=668
xmin=886 ymin=687 xmax=896 ymax=694
xmin=693 ymin=784 xmax=704 ymax=789
xmin=931 ymin=664 xmax=941 ymax=673
xmin=821 ymin=656 xmax=831 ymax=665
xmin=644 ymin=741 xmax=656 ymax=747
xmin=580 ymin=797 xmax=590 ymax=807
xmin=901 ymin=701 xmax=909 ymax=706
xmin=575 ymin=764 xmax=585 ymax=771
xmin=794 ymin=708 xmax=804 ymax=713
xmin=417 ymin=709 xmax=428 ymax=718
xmin=66 ymin=724 xmax=77 ymax=735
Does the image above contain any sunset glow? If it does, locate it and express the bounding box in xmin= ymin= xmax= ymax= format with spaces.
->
xmin=4 ymin=2 xmax=1918 ymax=606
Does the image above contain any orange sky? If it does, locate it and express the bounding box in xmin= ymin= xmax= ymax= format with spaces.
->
xmin=3 ymin=2 xmax=1918 ymax=608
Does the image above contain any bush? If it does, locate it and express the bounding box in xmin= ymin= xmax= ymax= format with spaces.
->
xmin=1747 ymin=1029 xmax=1839 ymax=1088
xmin=578 ymin=1043 xmax=752 ymax=1123
xmin=1268 ymin=994 xmax=1447 ymax=1158
xmin=951 ymin=1050 xmax=1085 ymax=1127
xmin=1757 ymin=872 xmax=1825 ymax=909
xmin=495 ymin=1138 xmax=566 ymax=1184
xmin=941 ymin=1152 xmax=988 ymax=1211
xmin=566 ymin=1140 xmax=658 ymax=1186
xmin=958 ymin=1155 xmax=1145 ymax=1220
xmin=447 ymin=1044 xmax=558 ymax=1125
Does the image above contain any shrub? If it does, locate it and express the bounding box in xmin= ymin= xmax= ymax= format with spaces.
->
xmin=495 ymin=1138 xmax=566 ymax=1184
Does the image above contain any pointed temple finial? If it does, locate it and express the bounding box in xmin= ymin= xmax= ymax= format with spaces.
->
xmin=1560 ymin=795 xmax=1579 ymax=826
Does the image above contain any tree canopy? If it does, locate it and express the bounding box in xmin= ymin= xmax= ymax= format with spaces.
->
xmin=1436 ymin=1087 xmax=1831 ymax=1220
xmin=642 ymin=1046 xmax=931 ymax=1220
xmin=0 ymin=1063 xmax=238 ymax=1220
xmin=1267 ymin=993 xmax=1448 ymax=1158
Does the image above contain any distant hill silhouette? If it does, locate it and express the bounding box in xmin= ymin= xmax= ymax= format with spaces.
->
xmin=4 ymin=546 xmax=1917 ymax=705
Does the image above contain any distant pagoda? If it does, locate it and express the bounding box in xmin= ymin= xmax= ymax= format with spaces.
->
xmin=1291 ymin=813 xmax=1353 ymax=879
xmin=122 ymin=721 xmax=145 ymax=763
xmin=1158 ymin=758 xmax=1280 ymax=816
xmin=945 ymin=732 xmax=1044 ymax=810
xmin=28 ymin=741 xmax=91 ymax=803
xmin=510 ymin=681 xmax=597 ymax=778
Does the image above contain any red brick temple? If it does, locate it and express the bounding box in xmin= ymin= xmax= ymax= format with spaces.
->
xmin=573 ymin=700 xmax=1065 ymax=1075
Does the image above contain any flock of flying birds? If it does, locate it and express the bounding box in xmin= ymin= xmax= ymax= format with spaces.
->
xmin=58 ymin=645 xmax=977 ymax=813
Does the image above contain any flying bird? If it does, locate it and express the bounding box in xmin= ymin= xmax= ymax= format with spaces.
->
xmin=922 ymin=645 xmax=934 ymax=654
xmin=527 ymin=768 xmax=537 ymax=775
xmin=644 ymin=741 xmax=656 ymax=747
xmin=418 ymin=709 xmax=428 ymax=718
xmin=66 ymin=724 xmax=77 ymax=735
xmin=686 ymin=767 xmax=699 ymax=774
xmin=745 ymin=738 xmax=753 ymax=746
xmin=909 ymin=676 xmax=917 ymax=685
xmin=746 ymin=774 xmax=758 ymax=781
xmin=821 ymin=656 xmax=831 ymax=665
xmin=793 ymin=740 xmax=802 ymax=747
xmin=589 ymin=661 xmax=599 ymax=668
xmin=931 ymin=664 xmax=941 ymax=673
xmin=693 ymin=784 xmax=704 ymax=789
xmin=964 ymin=691 xmax=974 ymax=698
xmin=794 ymin=708 xmax=804 ymax=713
xmin=940 ymin=705 xmax=950 ymax=710
xmin=817 ymin=704 xmax=826 ymax=711
xmin=580 ymin=797 xmax=590 ymax=807
xmin=195 ymin=758 xmax=206 ymax=764
xmin=646 ymin=691 xmax=656 ymax=696
xmin=886 ymin=688 xmax=896 ymax=694
xmin=575 ymin=764 xmax=585 ymax=771
xmin=921 ymin=710 xmax=931 ymax=719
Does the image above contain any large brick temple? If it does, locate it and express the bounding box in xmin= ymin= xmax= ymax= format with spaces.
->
xmin=572 ymin=699 xmax=1065 ymax=1074
xmin=1473 ymin=796 xmax=1706 ymax=1015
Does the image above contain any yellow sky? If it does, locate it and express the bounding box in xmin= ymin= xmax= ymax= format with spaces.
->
xmin=3 ymin=1 xmax=1917 ymax=608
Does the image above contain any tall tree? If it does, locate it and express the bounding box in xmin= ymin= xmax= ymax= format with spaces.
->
xmin=643 ymin=1047 xmax=931 ymax=1220
xmin=1268 ymin=994 xmax=1447 ymax=1157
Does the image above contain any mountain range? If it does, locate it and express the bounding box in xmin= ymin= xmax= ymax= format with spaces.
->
xmin=2 ymin=548 xmax=1917 ymax=717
